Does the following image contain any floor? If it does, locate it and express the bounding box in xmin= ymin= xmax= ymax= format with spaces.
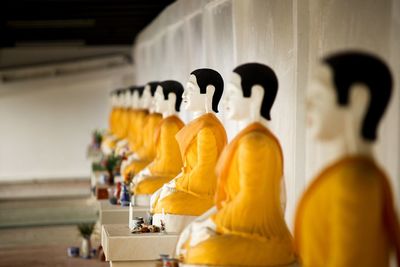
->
xmin=0 ymin=244 xmax=108 ymax=267
xmin=0 ymin=179 xmax=108 ymax=267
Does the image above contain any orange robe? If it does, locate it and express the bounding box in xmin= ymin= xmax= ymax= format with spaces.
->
xmin=183 ymin=123 xmax=295 ymax=266
xmin=102 ymin=107 xmax=125 ymax=150
xmin=152 ymin=113 xmax=227 ymax=216
xmin=127 ymin=109 xmax=148 ymax=152
xmin=108 ymin=106 xmax=118 ymax=135
xmin=123 ymin=111 xmax=161 ymax=181
xmin=134 ymin=115 xmax=184 ymax=195
xmin=116 ymin=108 xmax=130 ymax=140
xmin=294 ymin=156 xmax=400 ymax=267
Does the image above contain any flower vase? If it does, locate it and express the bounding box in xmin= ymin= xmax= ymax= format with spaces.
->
xmin=108 ymin=171 xmax=114 ymax=185
xmin=80 ymin=237 xmax=91 ymax=259
xmin=120 ymin=183 xmax=130 ymax=206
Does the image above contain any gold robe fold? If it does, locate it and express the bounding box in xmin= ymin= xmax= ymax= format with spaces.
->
xmin=294 ymin=156 xmax=400 ymax=267
xmin=183 ymin=123 xmax=295 ymax=266
xmin=134 ymin=115 xmax=184 ymax=195
xmin=152 ymin=113 xmax=227 ymax=216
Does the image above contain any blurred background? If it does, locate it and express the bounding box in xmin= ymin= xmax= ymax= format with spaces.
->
xmin=0 ymin=0 xmax=399 ymax=266
xmin=0 ymin=1 xmax=172 ymax=266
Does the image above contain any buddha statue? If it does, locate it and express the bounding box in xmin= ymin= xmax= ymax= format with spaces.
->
xmin=176 ymin=63 xmax=295 ymax=266
xmin=114 ymin=88 xmax=135 ymax=155
xmin=101 ymin=88 xmax=129 ymax=155
xmin=132 ymin=80 xmax=185 ymax=206
xmin=124 ymin=86 xmax=146 ymax=153
xmin=151 ymin=69 xmax=227 ymax=233
xmin=294 ymin=52 xmax=400 ymax=267
xmin=121 ymin=83 xmax=163 ymax=183
xmin=107 ymin=89 xmax=120 ymax=135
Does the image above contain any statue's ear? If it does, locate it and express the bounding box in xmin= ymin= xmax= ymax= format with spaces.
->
xmin=206 ymin=85 xmax=215 ymax=97
xmin=168 ymin=92 xmax=176 ymax=104
xmin=251 ymin=84 xmax=264 ymax=100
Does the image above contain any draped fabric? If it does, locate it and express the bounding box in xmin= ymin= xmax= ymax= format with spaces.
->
xmin=294 ymin=156 xmax=400 ymax=267
xmin=133 ymin=0 xmax=400 ymax=228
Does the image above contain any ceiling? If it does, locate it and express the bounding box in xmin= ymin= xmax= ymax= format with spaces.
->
xmin=1 ymin=0 xmax=175 ymax=48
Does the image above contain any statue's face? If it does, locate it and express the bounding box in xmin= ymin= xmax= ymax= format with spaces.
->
xmin=131 ymin=91 xmax=140 ymax=108
xmin=141 ymin=85 xmax=153 ymax=109
xmin=307 ymin=64 xmax=345 ymax=141
xmin=111 ymin=94 xmax=118 ymax=107
xmin=124 ymin=91 xmax=132 ymax=108
xmin=183 ymin=75 xmax=205 ymax=112
xmin=225 ymin=73 xmax=251 ymax=120
xmin=153 ymin=86 xmax=168 ymax=113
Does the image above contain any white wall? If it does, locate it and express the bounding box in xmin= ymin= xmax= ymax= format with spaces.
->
xmin=133 ymin=0 xmax=400 ymax=227
xmin=0 ymin=46 xmax=131 ymax=68
xmin=0 ymin=65 xmax=134 ymax=181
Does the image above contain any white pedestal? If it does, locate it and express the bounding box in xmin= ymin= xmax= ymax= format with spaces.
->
xmin=99 ymin=200 xmax=149 ymax=225
xmin=110 ymin=261 xmax=158 ymax=267
xmin=101 ymin=224 xmax=178 ymax=266
xmin=152 ymin=213 xmax=197 ymax=233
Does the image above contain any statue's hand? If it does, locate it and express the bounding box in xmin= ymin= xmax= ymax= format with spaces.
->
xmin=150 ymin=187 xmax=162 ymax=212
xmin=175 ymin=206 xmax=217 ymax=258
xmin=189 ymin=218 xmax=216 ymax=247
xmin=132 ymin=167 xmax=151 ymax=185
xmin=115 ymin=139 xmax=129 ymax=157
xmin=175 ymin=220 xmax=192 ymax=257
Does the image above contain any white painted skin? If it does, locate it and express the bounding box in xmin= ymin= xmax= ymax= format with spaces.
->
xmin=182 ymin=74 xmax=215 ymax=118
xmin=153 ymin=85 xmax=177 ymax=118
xmin=224 ymin=72 xmax=267 ymax=130
xmin=131 ymin=90 xmax=140 ymax=109
xmin=140 ymin=85 xmax=154 ymax=110
xmin=123 ymin=90 xmax=132 ymax=108
xmin=306 ymin=63 xmax=372 ymax=157
xmin=110 ymin=94 xmax=118 ymax=107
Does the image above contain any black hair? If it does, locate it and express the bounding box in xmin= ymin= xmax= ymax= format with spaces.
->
xmin=147 ymin=82 xmax=159 ymax=96
xmin=128 ymin=86 xmax=136 ymax=94
xmin=323 ymin=51 xmax=392 ymax=141
xmin=159 ymin=80 xmax=184 ymax=112
xmin=190 ymin=68 xmax=224 ymax=112
xmin=136 ymin=86 xmax=145 ymax=97
xmin=233 ymin=63 xmax=278 ymax=120
xmin=111 ymin=89 xmax=121 ymax=96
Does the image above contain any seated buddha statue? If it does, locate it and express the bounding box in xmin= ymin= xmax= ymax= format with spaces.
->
xmin=127 ymin=86 xmax=149 ymax=156
xmin=122 ymin=83 xmax=163 ymax=183
xmin=101 ymin=88 xmax=130 ymax=155
xmin=151 ymin=69 xmax=227 ymax=233
xmin=176 ymin=63 xmax=296 ymax=266
xmin=114 ymin=87 xmax=138 ymax=156
xmin=294 ymin=52 xmax=400 ymax=267
xmin=132 ymin=80 xmax=185 ymax=206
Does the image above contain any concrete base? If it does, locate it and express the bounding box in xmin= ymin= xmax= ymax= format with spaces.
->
xmin=152 ymin=213 xmax=196 ymax=233
xmin=99 ymin=200 xmax=149 ymax=225
xmin=110 ymin=261 xmax=159 ymax=267
xmin=101 ymin=224 xmax=178 ymax=265
xmin=181 ymin=264 xmax=299 ymax=267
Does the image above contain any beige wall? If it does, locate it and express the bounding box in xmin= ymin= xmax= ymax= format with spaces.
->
xmin=0 ymin=65 xmax=134 ymax=181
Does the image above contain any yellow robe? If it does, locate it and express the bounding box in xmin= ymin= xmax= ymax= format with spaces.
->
xmin=183 ymin=123 xmax=295 ymax=266
xmin=152 ymin=113 xmax=227 ymax=216
xmin=102 ymin=107 xmax=124 ymax=150
xmin=119 ymin=108 xmax=131 ymax=140
xmin=134 ymin=115 xmax=184 ymax=195
xmin=127 ymin=109 xmax=148 ymax=152
xmin=108 ymin=107 xmax=118 ymax=135
xmin=294 ymin=156 xmax=400 ymax=267
xmin=123 ymin=111 xmax=161 ymax=181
